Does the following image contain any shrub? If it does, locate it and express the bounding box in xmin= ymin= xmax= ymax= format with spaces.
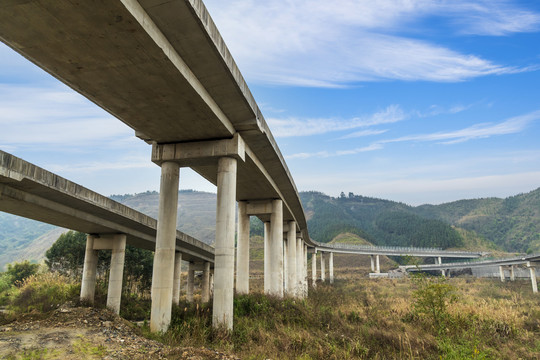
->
xmin=9 ymin=272 xmax=79 ymax=313
xmin=6 ymin=260 xmax=40 ymax=285
xmin=411 ymin=274 xmax=457 ymax=333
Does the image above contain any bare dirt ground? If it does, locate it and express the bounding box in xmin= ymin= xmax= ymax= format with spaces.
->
xmin=0 ymin=306 xmax=239 ymax=360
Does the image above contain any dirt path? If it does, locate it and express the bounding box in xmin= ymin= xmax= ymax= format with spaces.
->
xmin=0 ymin=306 xmax=239 ymax=360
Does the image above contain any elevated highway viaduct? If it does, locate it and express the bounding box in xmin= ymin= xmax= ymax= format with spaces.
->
xmin=0 ymin=150 xmax=215 ymax=313
xmin=0 ymin=0 xmax=314 ymax=331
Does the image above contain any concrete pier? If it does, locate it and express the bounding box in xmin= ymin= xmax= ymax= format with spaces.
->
xmin=510 ymin=265 xmax=515 ymax=281
xmin=304 ymin=244 xmax=308 ymax=295
xmin=321 ymin=252 xmax=326 ymax=282
xmin=236 ymin=201 xmax=250 ymax=294
xmin=329 ymin=252 xmax=334 ymax=284
xmin=499 ymin=265 xmax=505 ymax=282
xmin=212 ymin=157 xmax=237 ymax=329
xmin=312 ymin=251 xmax=317 ymax=287
xmin=173 ymin=252 xmax=183 ymax=305
xmin=264 ymin=221 xmax=270 ymax=294
xmin=269 ymin=199 xmax=284 ymax=297
xmin=202 ymin=261 xmax=211 ymax=303
xmin=296 ymin=235 xmax=303 ymax=297
xmin=80 ymin=235 xmax=98 ymax=304
xmin=286 ymin=221 xmax=297 ymax=297
xmin=437 ymin=257 xmax=445 ymax=277
xmin=370 ymin=255 xmax=375 ymax=272
xmin=106 ymin=234 xmax=126 ymax=314
xmin=376 ymin=255 xmax=380 ymax=274
xmin=528 ymin=262 xmax=538 ymax=293
xmin=150 ymin=162 xmax=180 ymax=332
xmin=187 ymin=263 xmax=195 ymax=302
xmin=81 ymin=233 xmax=127 ymax=314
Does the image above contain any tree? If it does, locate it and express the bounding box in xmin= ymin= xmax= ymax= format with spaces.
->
xmin=6 ymin=260 xmax=39 ymax=286
xmin=45 ymin=231 xmax=87 ymax=278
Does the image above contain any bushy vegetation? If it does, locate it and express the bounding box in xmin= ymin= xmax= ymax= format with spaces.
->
xmin=140 ymin=276 xmax=539 ymax=360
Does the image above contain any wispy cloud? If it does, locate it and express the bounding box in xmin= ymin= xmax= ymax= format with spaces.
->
xmin=268 ymin=105 xmax=405 ymax=137
xmin=0 ymin=85 xmax=133 ymax=148
xmin=384 ymin=109 xmax=540 ymax=145
xmin=286 ymin=144 xmax=382 ymax=160
xmin=205 ymin=0 xmax=540 ymax=87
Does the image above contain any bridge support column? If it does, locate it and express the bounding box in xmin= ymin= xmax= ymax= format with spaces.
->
xmin=376 ymin=255 xmax=380 ymax=274
xmin=173 ymin=252 xmax=183 ymax=306
xmin=527 ymin=262 xmax=538 ymax=294
xmin=269 ymin=199 xmax=284 ymax=297
xmin=370 ymin=255 xmax=375 ymax=272
xmin=283 ymin=239 xmax=288 ymax=291
xmin=81 ymin=235 xmax=98 ymax=304
xmin=236 ymin=201 xmax=250 ymax=294
xmin=329 ymin=252 xmax=334 ymax=284
xmin=304 ymin=244 xmax=308 ymax=296
xmin=296 ymin=236 xmax=303 ymax=297
xmin=264 ymin=221 xmax=270 ymax=294
xmin=499 ymin=265 xmax=505 ymax=282
xmin=202 ymin=261 xmax=211 ymax=303
xmin=106 ymin=234 xmax=126 ymax=314
xmin=437 ymin=257 xmax=445 ymax=277
xmin=286 ymin=221 xmax=297 ymax=297
xmin=321 ymin=252 xmax=326 ymax=282
xmin=510 ymin=265 xmax=515 ymax=281
xmin=150 ymin=161 xmax=180 ymax=332
xmin=212 ymin=157 xmax=237 ymax=329
xmin=187 ymin=263 xmax=195 ymax=302
xmin=312 ymin=251 xmax=317 ymax=287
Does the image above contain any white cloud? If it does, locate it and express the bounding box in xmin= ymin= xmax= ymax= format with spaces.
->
xmin=384 ymin=109 xmax=540 ymax=145
xmin=0 ymin=85 xmax=133 ymax=148
xmin=268 ymin=105 xmax=405 ymax=137
xmin=204 ymin=0 xmax=540 ymax=87
xmin=286 ymin=143 xmax=382 ymax=160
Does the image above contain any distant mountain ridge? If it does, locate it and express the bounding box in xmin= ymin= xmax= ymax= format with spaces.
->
xmin=0 ymin=187 xmax=538 ymax=269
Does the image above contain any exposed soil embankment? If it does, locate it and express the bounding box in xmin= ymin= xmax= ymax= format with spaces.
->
xmin=0 ymin=306 xmax=238 ymax=360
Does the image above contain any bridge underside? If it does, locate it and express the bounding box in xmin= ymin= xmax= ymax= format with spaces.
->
xmin=0 ymin=0 xmax=307 ymax=238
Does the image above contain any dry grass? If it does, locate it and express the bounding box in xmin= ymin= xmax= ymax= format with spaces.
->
xmin=154 ymin=269 xmax=540 ymax=359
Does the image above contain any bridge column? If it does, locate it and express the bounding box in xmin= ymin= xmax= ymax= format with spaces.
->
xmin=437 ymin=257 xmax=445 ymax=277
xmin=106 ymin=234 xmax=126 ymax=314
xmin=202 ymin=261 xmax=211 ymax=303
xmin=264 ymin=221 xmax=270 ymax=294
xmin=370 ymin=255 xmax=375 ymax=272
xmin=236 ymin=201 xmax=250 ymax=294
xmin=80 ymin=235 xmax=98 ymax=304
xmin=376 ymin=255 xmax=380 ymax=274
xmin=321 ymin=252 xmax=326 ymax=282
xmin=312 ymin=250 xmax=317 ymax=287
xmin=329 ymin=252 xmax=334 ymax=284
xmin=269 ymin=199 xmax=284 ymax=297
xmin=283 ymin=238 xmax=288 ymax=291
xmin=286 ymin=221 xmax=297 ymax=297
xmin=172 ymin=252 xmax=183 ymax=305
xmin=187 ymin=263 xmax=195 ymax=302
xmin=499 ymin=265 xmax=505 ymax=282
xmin=527 ymin=262 xmax=538 ymax=294
xmin=150 ymin=161 xmax=180 ymax=332
xmin=212 ymin=157 xmax=237 ymax=329
xmin=304 ymin=244 xmax=308 ymax=296
xmin=510 ymin=265 xmax=515 ymax=281
xmin=296 ymin=236 xmax=303 ymax=297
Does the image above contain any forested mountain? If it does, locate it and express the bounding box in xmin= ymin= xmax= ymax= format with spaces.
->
xmin=301 ymin=191 xmax=464 ymax=249
xmin=1 ymin=187 xmax=538 ymax=269
xmin=414 ymin=188 xmax=540 ymax=253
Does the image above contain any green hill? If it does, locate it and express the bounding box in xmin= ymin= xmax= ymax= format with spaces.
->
xmin=1 ymin=187 xmax=539 ymax=270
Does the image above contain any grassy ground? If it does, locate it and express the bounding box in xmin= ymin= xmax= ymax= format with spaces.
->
xmin=145 ymin=270 xmax=540 ymax=360
xmin=1 ymin=261 xmax=539 ymax=359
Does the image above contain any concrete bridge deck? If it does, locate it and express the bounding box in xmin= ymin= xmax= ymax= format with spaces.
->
xmin=0 ymin=150 xmax=214 ymax=263
xmin=314 ymin=242 xmax=486 ymax=258
xmin=402 ymin=254 xmax=540 ymax=271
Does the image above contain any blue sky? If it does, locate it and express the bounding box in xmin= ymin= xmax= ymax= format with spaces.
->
xmin=1 ymin=0 xmax=540 ymax=205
